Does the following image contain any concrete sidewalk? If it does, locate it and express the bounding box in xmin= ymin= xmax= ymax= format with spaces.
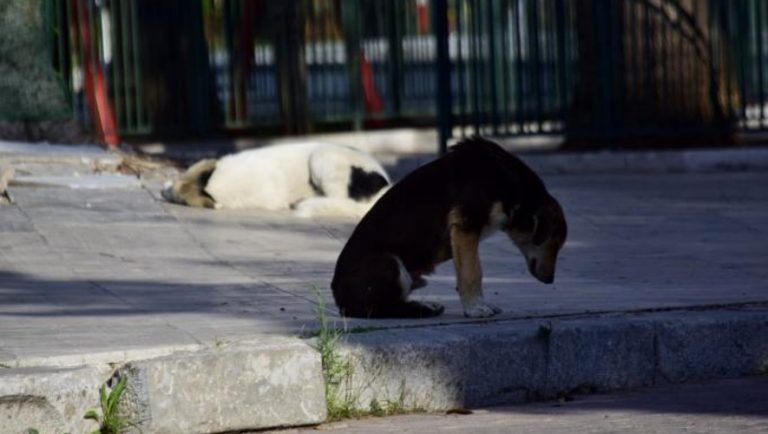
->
xmin=1 ymin=141 xmax=767 ymax=433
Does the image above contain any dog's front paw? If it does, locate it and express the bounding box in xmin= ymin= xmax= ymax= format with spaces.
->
xmin=463 ymin=301 xmax=502 ymax=318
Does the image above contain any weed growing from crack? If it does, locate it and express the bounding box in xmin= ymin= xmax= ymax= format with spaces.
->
xmin=367 ymin=386 xmax=410 ymax=417
xmin=312 ymin=288 xmax=424 ymax=421
xmin=537 ymin=322 xmax=553 ymax=341
xmin=313 ymin=288 xmax=361 ymax=420
xmin=84 ymin=376 xmax=135 ymax=434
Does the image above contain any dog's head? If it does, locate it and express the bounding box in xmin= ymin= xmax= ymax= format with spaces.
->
xmin=505 ymin=196 xmax=567 ymax=284
xmin=161 ymin=159 xmax=218 ymax=209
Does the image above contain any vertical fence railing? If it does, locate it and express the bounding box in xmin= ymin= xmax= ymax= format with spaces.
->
xmin=441 ymin=0 xmax=576 ymax=142
xmin=108 ymin=0 xmax=147 ymax=134
xmin=433 ymin=0 xmax=451 ymax=154
xmin=47 ymin=0 xmax=119 ymax=144
xmin=436 ymin=0 xmax=768 ymax=150
xmin=45 ymin=0 xmax=768 ymax=146
xmin=47 ymin=0 xmax=444 ymax=138
xmin=48 ymin=0 xmax=148 ymax=137
xmin=736 ymin=0 xmax=768 ymax=131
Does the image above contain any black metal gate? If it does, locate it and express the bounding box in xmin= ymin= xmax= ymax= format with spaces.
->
xmin=45 ymin=0 xmax=768 ymax=149
xmin=434 ymin=0 xmax=768 ymax=151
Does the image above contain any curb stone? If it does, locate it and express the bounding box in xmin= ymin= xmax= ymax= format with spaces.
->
xmin=3 ymin=310 xmax=764 ymax=433
xmin=334 ymin=309 xmax=768 ymax=412
xmin=0 ymin=366 xmax=105 ymax=434
xmin=0 ymin=339 xmax=326 ymax=434
xmin=118 ymin=339 xmax=326 ymax=434
xmin=336 ymin=329 xmax=469 ymax=412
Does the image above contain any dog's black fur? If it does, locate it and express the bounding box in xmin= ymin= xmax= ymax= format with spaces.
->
xmin=331 ymin=136 xmax=567 ymax=318
xmin=347 ymin=167 xmax=390 ymax=201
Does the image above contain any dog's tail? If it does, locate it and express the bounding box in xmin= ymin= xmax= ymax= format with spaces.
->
xmin=162 ymin=159 xmax=218 ymax=209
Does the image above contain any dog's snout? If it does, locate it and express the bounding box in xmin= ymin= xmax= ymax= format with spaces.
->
xmin=529 ymin=257 xmax=555 ymax=284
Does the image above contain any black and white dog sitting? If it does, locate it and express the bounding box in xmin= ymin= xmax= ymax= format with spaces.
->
xmin=162 ymin=142 xmax=390 ymax=218
xmin=332 ymin=136 xmax=568 ymax=318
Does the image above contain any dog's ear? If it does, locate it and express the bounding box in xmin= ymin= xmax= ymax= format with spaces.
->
xmin=532 ymin=215 xmax=548 ymax=246
xmin=510 ymin=206 xmax=535 ymax=232
xmin=510 ymin=206 xmax=550 ymax=245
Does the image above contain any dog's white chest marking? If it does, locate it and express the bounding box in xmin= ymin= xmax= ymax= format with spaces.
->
xmin=393 ymin=255 xmax=413 ymax=300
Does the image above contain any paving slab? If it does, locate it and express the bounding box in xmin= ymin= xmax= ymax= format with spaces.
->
xmin=1 ymin=142 xmax=767 ymax=432
xmin=0 ymin=141 xmax=113 ymax=162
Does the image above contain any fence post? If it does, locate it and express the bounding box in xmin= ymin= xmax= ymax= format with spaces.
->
xmin=433 ymin=0 xmax=452 ymax=155
xmin=387 ymin=0 xmax=404 ymax=116
xmin=595 ymin=0 xmax=616 ymax=148
xmin=341 ymin=0 xmax=364 ymax=131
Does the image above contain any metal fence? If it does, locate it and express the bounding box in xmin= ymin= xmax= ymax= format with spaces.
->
xmin=46 ymin=0 xmax=442 ymax=138
xmin=434 ymin=0 xmax=768 ymax=150
xmin=44 ymin=0 xmax=768 ymax=148
xmin=433 ymin=0 xmax=577 ymax=148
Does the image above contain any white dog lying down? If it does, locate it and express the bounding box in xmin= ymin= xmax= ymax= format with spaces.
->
xmin=162 ymin=142 xmax=391 ymax=218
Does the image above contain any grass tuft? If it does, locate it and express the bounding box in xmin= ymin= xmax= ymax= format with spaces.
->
xmin=313 ymin=288 xmax=360 ymax=420
xmin=312 ymin=288 xmax=420 ymax=421
xmin=84 ymin=376 xmax=135 ymax=434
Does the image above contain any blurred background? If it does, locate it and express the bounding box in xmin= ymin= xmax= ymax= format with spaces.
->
xmin=2 ymin=0 xmax=768 ymax=153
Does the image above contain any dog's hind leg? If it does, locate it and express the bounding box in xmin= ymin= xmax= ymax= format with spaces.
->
xmin=333 ymin=254 xmax=444 ymax=318
xmin=342 ymin=299 xmax=444 ymax=319
xmin=377 ymin=300 xmax=444 ymax=318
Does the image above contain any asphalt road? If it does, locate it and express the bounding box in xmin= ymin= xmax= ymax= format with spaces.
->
xmin=276 ymin=377 xmax=768 ymax=434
